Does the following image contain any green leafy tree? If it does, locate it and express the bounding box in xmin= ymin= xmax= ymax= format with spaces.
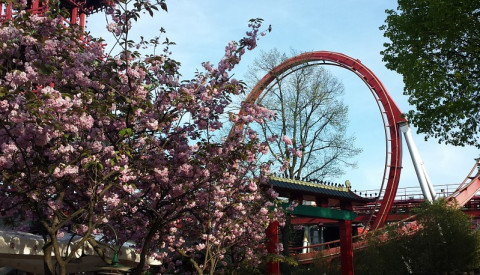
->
xmin=404 ymin=199 xmax=480 ymax=273
xmin=381 ymin=0 xmax=480 ymax=148
xmin=355 ymin=199 xmax=480 ymax=274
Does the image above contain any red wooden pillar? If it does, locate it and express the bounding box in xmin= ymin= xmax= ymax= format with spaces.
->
xmin=339 ymin=219 xmax=354 ymax=275
xmin=5 ymin=2 xmax=13 ymax=19
xmin=339 ymin=201 xmax=354 ymax=275
xmin=79 ymin=12 xmax=86 ymax=32
xmin=32 ymin=0 xmax=39 ymax=10
xmin=70 ymin=7 xmax=78 ymax=24
xmin=265 ymin=221 xmax=280 ymax=275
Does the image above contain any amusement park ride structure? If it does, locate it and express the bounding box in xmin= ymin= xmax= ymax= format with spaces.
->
xmin=4 ymin=0 xmax=478 ymax=232
xmin=245 ymin=52 xmax=480 ymax=275
xmin=2 ymin=1 xmax=480 ymax=274
xmin=245 ymin=51 xmax=440 ymax=229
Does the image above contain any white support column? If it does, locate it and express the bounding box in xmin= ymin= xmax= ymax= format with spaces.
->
xmin=422 ymin=161 xmax=436 ymax=199
xmin=302 ymin=226 xmax=310 ymax=253
xmin=399 ymin=123 xmax=436 ymax=202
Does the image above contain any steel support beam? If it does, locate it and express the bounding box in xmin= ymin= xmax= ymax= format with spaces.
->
xmin=399 ymin=123 xmax=436 ymax=201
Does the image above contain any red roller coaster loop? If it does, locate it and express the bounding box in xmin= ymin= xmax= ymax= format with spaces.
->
xmin=245 ymin=51 xmax=408 ymax=229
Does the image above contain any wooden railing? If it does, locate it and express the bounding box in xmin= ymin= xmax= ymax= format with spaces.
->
xmin=290 ymin=215 xmax=421 ymax=264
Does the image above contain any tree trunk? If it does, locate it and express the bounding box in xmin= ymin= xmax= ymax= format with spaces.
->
xmin=131 ymin=220 xmax=161 ymax=275
xmin=58 ymin=263 xmax=67 ymax=275
xmin=43 ymin=241 xmax=55 ymax=275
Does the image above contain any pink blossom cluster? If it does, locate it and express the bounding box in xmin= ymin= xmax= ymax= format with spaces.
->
xmin=0 ymin=3 xmax=283 ymax=274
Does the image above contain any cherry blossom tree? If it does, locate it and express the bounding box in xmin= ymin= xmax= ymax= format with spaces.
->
xmin=98 ymin=3 xmax=285 ymax=273
xmin=0 ymin=3 xmax=121 ymax=273
xmin=0 ymin=1 xmax=283 ymax=274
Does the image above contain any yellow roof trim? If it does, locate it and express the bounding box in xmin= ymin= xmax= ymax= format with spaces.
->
xmin=269 ymin=176 xmax=349 ymax=192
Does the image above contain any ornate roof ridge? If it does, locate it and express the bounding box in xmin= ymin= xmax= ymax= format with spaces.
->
xmin=269 ymin=176 xmax=349 ymax=192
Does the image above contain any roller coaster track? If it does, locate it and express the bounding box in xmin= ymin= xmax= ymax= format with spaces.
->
xmin=245 ymin=51 xmax=407 ymax=229
xmin=247 ymin=53 xmax=480 ymax=266
xmin=447 ymin=158 xmax=480 ymax=207
xmin=291 ymin=159 xmax=480 ymax=264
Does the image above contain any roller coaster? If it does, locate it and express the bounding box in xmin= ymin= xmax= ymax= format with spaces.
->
xmin=245 ymin=50 xmax=480 ymax=229
xmin=5 ymin=0 xmax=478 ymax=231
xmin=288 ymin=163 xmax=480 ymax=266
xmin=248 ymin=52 xmax=480 ymax=274
xmin=3 ymin=2 xmax=480 ymax=274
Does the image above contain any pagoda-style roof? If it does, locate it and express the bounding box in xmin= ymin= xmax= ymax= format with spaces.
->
xmin=269 ymin=176 xmax=373 ymax=204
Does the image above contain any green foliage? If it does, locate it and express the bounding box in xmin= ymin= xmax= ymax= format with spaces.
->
xmin=381 ymin=0 xmax=480 ymax=148
xmin=355 ymin=199 xmax=480 ymax=274
xmin=355 ymin=225 xmax=411 ymax=275
xmin=405 ymin=199 xmax=480 ymax=273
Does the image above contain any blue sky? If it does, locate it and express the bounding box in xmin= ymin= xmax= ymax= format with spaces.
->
xmin=88 ymin=0 xmax=479 ymax=193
